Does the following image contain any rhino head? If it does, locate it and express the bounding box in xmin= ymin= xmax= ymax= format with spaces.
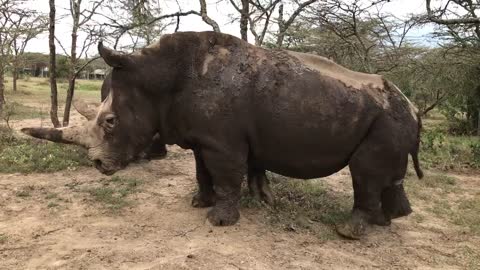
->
xmin=22 ymin=42 xmax=171 ymax=175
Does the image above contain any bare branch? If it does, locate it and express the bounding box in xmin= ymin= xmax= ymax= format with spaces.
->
xmin=199 ymin=0 xmax=221 ymax=32
xmin=54 ymin=36 xmax=70 ymax=56
xmin=426 ymin=0 xmax=480 ymax=25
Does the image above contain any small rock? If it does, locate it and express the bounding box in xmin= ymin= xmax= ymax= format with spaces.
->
xmin=187 ymin=254 xmax=194 ymax=259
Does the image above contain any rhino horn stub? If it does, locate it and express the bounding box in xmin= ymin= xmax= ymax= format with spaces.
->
xmin=73 ymin=98 xmax=98 ymax=121
xmin=21 ymin=125 xmax=92 ymax=148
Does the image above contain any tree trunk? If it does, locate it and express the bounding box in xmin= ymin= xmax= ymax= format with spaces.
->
xmin=62 ymin=2 xmax=80 ymax=127
xmin=0 ymin=66 xmax=5 ymax=112
xmin=63 ymin=75 xmax=76 ymax=126
xmin=12 ymin=64 xmax=18 ymax=92
xmin=276 ymin=4 xmax=285 ymax=47
xmin=49 ymin=0 xmax=60 ymax=127
xmin=240 ymin=0 xmax=249 ymax=41
xmin=477 ymin=109 xmax=480 ymax=136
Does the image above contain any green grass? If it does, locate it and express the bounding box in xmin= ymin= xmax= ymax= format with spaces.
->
xmin=4 ymin=77 xmax=101 ymax=106
xmin=2 ymin=101 xmax=48 ymax=120
xmin=420 ymin=128 xmax=480 ymax=170
xmin=76 ymin=80 xmax=102 ymax=91
xmin=461 ymin=246 xmax=480 ymax=270
xmin=15 ymin=185 xmax=34 ymax=198
xmin=406 ymin=172 xmax=480 ymax=236
xmin=0 ymin=234 xmax=7 ymax=244
xmin=422 ymin=174 xmax=457 ymax=189
xmin=0 ymin=126 xmax=90 ymax=173
xmin=453 ymin=195 xmax=480 ymax=235
xmin=16 ymin=190 xmax=31 ymax=197
xmin=242 ymin=174 xmax=351 ymax=240
xmin=47 ymin=202 xmax=59 ymax=208
xmin=45 ymin=192 xmax=58 ymax=199
xmin=85 ymin=176 xmax=142 ymax=211
xmin=405 ymin=173 xmax=458 ymax=201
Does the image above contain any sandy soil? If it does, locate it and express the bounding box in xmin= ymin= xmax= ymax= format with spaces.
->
xmin=1 ymin=114 xmax=480 ymax=269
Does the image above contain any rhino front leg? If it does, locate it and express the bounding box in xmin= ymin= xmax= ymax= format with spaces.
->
xmin=202 ymin=148 xmax=246 ymax=226
xmin=191 ymin=150 xmax=216 ymax=208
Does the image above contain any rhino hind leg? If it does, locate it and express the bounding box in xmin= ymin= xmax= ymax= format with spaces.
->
xmin=336 ymin=173 xmax=390 ymax=240
xmin=248 ymin=168 xmax=274 ymax=205
xmin=381 ymin=184 xmax=412 ymax=220
xmin=338 ymin=118 xmax=409 ymax=240
xmin=201 ymin=148 xmax=246 ymax=226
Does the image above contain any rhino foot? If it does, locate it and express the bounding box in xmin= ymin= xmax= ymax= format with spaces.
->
xmin=250 ymin=184 xmax=274 ymax=206
xmin=207 ymin=205 xmax=240 ymax=226
xmin=336 ymin=208 xmax=392 ymax=240
xmin=336 ymin=210 xmax=368 ymax=240
xmin=259 ymin=185 xmax=274 ymax=205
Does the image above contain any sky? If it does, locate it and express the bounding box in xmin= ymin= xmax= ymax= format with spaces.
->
xmin=23 ymin=0 xmax=435 ymax=55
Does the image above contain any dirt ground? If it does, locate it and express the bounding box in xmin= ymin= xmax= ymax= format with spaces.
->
xmin=1 ymin=105 xmax=480 ymax=269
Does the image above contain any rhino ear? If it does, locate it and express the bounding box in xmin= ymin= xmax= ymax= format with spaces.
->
xmin=98 ymin=41 xmax=132 ymax=68
xmin=73 ymin=98 xmax=98 ymax=121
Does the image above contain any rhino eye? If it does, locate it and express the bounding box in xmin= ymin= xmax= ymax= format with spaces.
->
xmin=105 ymin=116 xmax=115 ymax=125
xmin=103 ymin=114 xmax=117 ymax=132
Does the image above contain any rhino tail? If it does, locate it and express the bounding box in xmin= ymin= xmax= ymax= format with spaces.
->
xmin=411 ymin=113 xmax=424 ymax=179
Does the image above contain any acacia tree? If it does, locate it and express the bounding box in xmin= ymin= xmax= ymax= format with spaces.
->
xmin=226 ymin=0 xmax=315 ymax=47
xmin=10 ymin=13 xmax=47 ymax=92
xmin=248 ymin=0 xmax=280 ymax=45
xmin=0 ymin=0 xmax=21 ymax=111
xmin=228 ymin=0 xmax=250 ymax=41
xmin=101 ymin=0 xmax=220 ymax=50
xmin=425 ymin=0 xmax=480 ymax=134
xmin=275 ymin=0 xmax=317 ymax=47
xmin=295 ymin=0 xmax=417 ymax=74
xmin=101 ymin=0 xmax=169 ymax=50
xmin=227 ymin=0 xmax=280 ymax=45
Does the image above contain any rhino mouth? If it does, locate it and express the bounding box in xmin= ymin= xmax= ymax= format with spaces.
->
xmin=93 ymin=159 xmax=123 ymax=175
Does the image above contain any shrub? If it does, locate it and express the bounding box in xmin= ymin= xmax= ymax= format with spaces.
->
xmin=420 ymin=129 xmax=480 ymax=170
xmin=471 ymin=141 xmax=480 ymax=163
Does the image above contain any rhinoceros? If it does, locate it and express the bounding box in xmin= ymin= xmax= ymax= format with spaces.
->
xmin=22 ymin=31 xmax=423 ymax=239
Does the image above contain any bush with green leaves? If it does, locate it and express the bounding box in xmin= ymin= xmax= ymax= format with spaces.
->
xmin=420 ymin=128 xmax=480 ymax=170
xmin=471 ymin=141 xmax=480 ymax=163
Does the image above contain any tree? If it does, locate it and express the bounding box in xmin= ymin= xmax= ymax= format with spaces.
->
xmin=275 ymin=0 xmax=318 ymax=47
xmin=101 ymin=0 xmax=169 ymax=49
xmin=425 ymin=0 xmax=480 ymax=134
xmin=99 ymin=0 xmax=220 ymax=56
xmin=0 ymin=0 xmax=17 ymax=111
xmin=248 ymin=0 xmax=280 ymax=45
xmin=10 ymin=12 xmax=47 ymax=92
xmin=227 ymin=0 xmax=251 ymax=41
xmin=287 ymin=0 xmax=416 ymax=74
xmin=59 ymin=0 xmax=104 ymax=127
xmin=227 ymin=0 xmax=280 ymax=45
